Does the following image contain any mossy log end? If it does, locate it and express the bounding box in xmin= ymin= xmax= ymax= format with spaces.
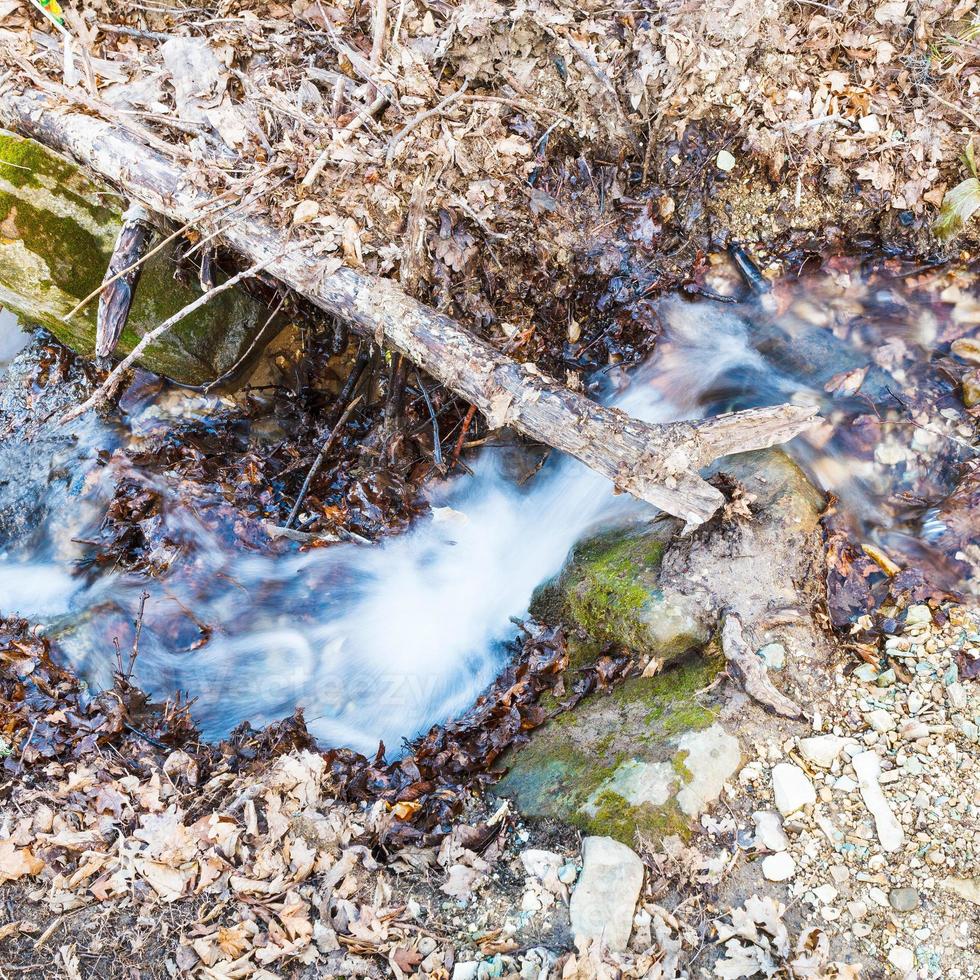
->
xmin=0 ymin=85 xmax=818 ymax=525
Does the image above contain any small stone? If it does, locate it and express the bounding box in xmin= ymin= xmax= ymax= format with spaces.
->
xmin=946 ymin=682 xmax=967 ymax=710
xmin=834 ymin=775 xmax=858 ymax=792
xmin=558 ymin=863 xmax=578 ymax=885
xmin=854 ymin=663 xmax=879 ymax=683
xmin=771 ymin=763 xmax=816 ymax=816
xmin=962 ymin=370 xmax=980 ymax=408
xmin=453 ymin=964 xmax=479 ymax=980
xmin=756 ymin=642 xmax=786 ymax=670
xmin=876 ymin=669 xmax=897 ymax=688
xmin=847 ymin=900 xmax=868 ymax=920
xmin=521 ymin=891 xmax=542 ymax=913
xmin=762 ymin=852 xmax=797 ymax=881
xmin=716 ymin=150 xmax=736 ymax=172
xmin=831 ymin=865 xmax=850 ymax=884
xmin=888 ymin=887 xmax=920 ymax=912
xmin=899 ymin=720 xmax=929 ymax=740
xmin=853 ymin=751 xmax=904 ymax=852
xmin=752 ymin=810 xmax=789 ymax=851
xmin=569 ymin=837 xmax=644 ymax=952
xmin=852 ymin=922 xmax=872 ymax=938
xmin=887 ymin=946 xmax=915 ymax=974
xmin=869 ymin=887 xmax=891 ymax=908
xmin=799 ymin=735 xmax=848 ymax=769
xmin=905 ymin=605 xmax=933 ymax=625
xmin=866 ymin=709 xmax=897 ymax=733
xmin=814 ymin=884 xmax=838 ymax=904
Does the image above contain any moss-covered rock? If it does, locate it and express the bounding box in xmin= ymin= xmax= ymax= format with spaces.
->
xmin=531 ymin=517 xmax=708 ymax=665
xmin=0 ymin=131 xmax=276 ymax=385
xmin=495 ymin=654 xmax=740 ymax=845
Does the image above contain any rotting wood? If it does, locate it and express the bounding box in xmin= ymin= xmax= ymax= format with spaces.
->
xmin=96 ymin=203 xmax=153 ymax=359
xmin=0 ymin=85 xmax=819 ymax=527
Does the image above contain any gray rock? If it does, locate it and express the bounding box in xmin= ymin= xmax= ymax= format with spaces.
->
xmin=756 ymin=642 xmax=786 ymax=670
xmin=888 ymin=887 xmax=920 ymax=912
xmin=0 ymin=132 xmax=278 ymax=385
xmin=674 ymin=725 xmax=742 ymax=817
xmin=771 ymin=762 xmax=816 ymax=816
xmin=569 ymin=836 xmax=644 ymax=951
xmin=798 ymin=735 xmax=848 ymax=769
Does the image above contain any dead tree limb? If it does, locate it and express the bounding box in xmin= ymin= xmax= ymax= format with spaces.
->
xmin=0 ymin=84 xmax=818 ymax=526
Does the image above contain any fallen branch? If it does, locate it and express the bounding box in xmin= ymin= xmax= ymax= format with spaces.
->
xmin=720 ymin=612 xmax=802 ymax=719
xmin=0 ymin=84 xmax=818 ymax=526
xmin=286 ymin=394 xmax=364 ymax=529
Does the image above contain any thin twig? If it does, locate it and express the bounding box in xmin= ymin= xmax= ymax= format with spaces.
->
xmin=96 ymin=22 xmax=174 ymax=42
xmin=414 ymin=371 xmax=443 ymax=467
xmin=370 ymin=0 xmax=387 ymax=65
xmin=126 ymin=591 xmax=150 ymax=682
xmin=64 ymin=211 xmax=232 ymax=322
xmin=449 ymin=403 xmax=477 ymax=470
xmin=386 ymin=81 xmax=468 ymax=166
xmin=201 ymin=291 xmax=288 ymax=393
xmin=285 ymin=394 xmax=363 ymax=528
xmin=918 ymin=81 xmax=980 ymax=131
xmin=62 ymin=255 xmax=280 ymax=423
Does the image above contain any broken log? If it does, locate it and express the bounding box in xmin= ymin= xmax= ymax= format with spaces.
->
xmin=96 ymin=202 xmax=153 ymax=359
xmin=0 ymin=84 xmax=818 ymax=526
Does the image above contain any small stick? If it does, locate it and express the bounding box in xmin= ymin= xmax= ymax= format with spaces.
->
xmin=96 ymin=203 xmax=154 ymax=359
xmin=286 ymin=394 xmax=363 ymax=528
xmin=96 ymin=22 xmax=173 ymax=42
xmin=303 ymin=89 xmax=391 ymax=188
xmin=126 ymin=591 xmax=150 ymax=682
xmin=201 ymin=290 xmax=288 ymax=393
xmin=370 ymin=0 xmax=387 ymax=65
xmin=414 ymin=371 xmax=443 ymax=467
xmin=61 ymin=255 xmax=278 ymax=423
xmin=449 ymin=403 xmax=477 ymax=470
xmin=918 ymin=81 xmax=980 ymax=131
xmin=386 ymin=81 xmax=468 ymax=166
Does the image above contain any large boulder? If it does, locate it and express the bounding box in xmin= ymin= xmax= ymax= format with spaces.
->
xmin=495 ymin=653 xmax=739 ymax=843
xmin=0 ymin=131 xmax=276 ymax=385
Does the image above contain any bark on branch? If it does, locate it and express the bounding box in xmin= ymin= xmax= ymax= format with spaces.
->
xmin=0 ymin=85 xmax=818 ymax=526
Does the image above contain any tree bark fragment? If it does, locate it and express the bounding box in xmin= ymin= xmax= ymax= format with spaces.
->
xmin=0 ymin=85 xmax=818 ymax=526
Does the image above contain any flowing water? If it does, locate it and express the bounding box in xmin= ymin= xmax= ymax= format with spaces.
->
xmin=0 ymin=255 xmax=976 ymax=753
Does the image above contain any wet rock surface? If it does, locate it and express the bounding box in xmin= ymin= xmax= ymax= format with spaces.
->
xmin=0 ymin=335 xmax=103 ymax=550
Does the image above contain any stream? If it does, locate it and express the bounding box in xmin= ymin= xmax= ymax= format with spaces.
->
xmin=0 ymin=254 xmax=976 ymax=753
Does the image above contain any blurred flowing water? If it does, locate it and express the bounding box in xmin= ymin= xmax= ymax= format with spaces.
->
xmin=0 ymin=256 xmax=976 ymax=752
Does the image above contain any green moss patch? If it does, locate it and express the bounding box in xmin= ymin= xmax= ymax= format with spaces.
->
xmin=495 ymin=653 xmax=724 ymax=845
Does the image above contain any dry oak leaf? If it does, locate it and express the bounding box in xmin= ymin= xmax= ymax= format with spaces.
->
xmin=0 ymin=839 xmax=44 ymax=882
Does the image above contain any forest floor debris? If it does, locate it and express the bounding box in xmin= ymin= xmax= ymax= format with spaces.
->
xmin=3 ymin=593 xmax=980 ymax=977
